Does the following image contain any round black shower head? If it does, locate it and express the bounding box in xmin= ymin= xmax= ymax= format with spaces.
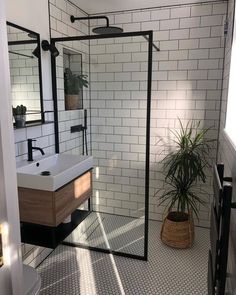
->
xmin=92 ymin=26 xmax=123 ymax=35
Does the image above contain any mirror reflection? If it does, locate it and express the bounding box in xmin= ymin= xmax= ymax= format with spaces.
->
xmin=7 ymin=22 xmax=43 ymax=127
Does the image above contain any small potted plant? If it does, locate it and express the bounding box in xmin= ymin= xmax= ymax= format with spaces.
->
xmin=64 ymin=68 xmax=89 ymax=110
xmin=12 ymin=105 xmax=27 ymax=128
xmin=158 ymin=119 xmax=212 ymax=248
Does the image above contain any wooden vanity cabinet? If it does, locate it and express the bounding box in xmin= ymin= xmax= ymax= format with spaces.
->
xmin=18 ymin=170 xmax=92 ymax=227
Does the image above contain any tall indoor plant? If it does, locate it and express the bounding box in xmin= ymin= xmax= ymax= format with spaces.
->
xmin=64 ymin=68 xmax=89 ymax=110
xmin=159 ymin=119 xmax=212 ymax=248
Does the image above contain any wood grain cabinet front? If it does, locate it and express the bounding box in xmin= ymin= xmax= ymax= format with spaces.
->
xmin=18 ymin=170 xmax=92 ymax=227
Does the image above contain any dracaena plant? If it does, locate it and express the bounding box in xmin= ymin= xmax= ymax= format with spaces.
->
xmin=64 ymin=68 xmax=89 ymax=95
xmin=159 ymin=119 xmax=213 ymax=219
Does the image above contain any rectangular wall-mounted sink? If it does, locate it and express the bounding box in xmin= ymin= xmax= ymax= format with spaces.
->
xmin=16 ymin=153 xmax=93 ymax=191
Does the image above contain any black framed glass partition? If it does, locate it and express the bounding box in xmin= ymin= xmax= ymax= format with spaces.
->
xmin=51 ymin=31 xmax=153 ymax=260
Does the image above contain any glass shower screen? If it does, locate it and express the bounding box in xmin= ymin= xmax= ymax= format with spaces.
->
xmin=52 ymin=31 xmax=152 ymax=260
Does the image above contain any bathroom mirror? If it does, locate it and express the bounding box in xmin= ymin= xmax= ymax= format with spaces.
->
xmin=7 ymin=22 xmax=44 ymax=126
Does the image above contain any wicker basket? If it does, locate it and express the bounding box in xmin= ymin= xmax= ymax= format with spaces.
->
xmin=160 ymin=211 xmax=194 ymax=249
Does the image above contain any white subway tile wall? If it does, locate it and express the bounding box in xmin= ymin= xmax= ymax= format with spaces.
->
xmin=90 ymin=1 xmax=227 ymax=227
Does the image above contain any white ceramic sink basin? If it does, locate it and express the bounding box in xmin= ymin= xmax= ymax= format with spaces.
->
xmin=16 ymin=154 xmax=93 ymax=191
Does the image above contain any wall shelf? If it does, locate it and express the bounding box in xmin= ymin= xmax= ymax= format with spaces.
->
xmin=14 ymin=120 xmax=54 ymax=130
xmin=13 ymin=110 xmax=55 ymax=129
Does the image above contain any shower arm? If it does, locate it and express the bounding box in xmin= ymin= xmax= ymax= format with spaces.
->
xmin=70 ymin=15 xmax=110 ymax=27
xmin=70 ymin=15 xmax=160 ymax=52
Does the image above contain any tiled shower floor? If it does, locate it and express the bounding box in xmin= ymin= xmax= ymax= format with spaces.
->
xmin=38 ymin=218 xmax=209 ymax=295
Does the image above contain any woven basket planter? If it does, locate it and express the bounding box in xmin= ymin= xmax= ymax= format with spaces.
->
xmin=160 ymin=211 xmax=194 ymax=249
xmin=65 ymin=94 xmax=82 ymax=110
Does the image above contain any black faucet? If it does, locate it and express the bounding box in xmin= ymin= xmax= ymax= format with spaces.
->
xmin=27 ymin=138 xmax=45 ymax=161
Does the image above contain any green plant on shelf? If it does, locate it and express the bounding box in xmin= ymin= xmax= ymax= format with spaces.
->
xmin=12 ymin=104 xmax=27 ymax=116
xmin=12 ymin=104 xmax=27 ymax=128
xmin=64 ymin=68 xmax=89 ymax=95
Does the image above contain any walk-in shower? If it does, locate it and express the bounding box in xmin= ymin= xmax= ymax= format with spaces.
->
xmin=50 ymin=27 xmax=153 ymax=260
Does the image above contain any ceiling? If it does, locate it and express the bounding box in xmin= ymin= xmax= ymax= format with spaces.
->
xmin=71 ymin=0 xmax=219 ymax=14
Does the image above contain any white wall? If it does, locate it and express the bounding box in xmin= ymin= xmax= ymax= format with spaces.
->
xmin=0 ymin=0 xmax=23 ymax=294
xmin=218 ymin=0 xmax=236 ymax=292
xmin=6 ymin=0 xmax=49 ymax=38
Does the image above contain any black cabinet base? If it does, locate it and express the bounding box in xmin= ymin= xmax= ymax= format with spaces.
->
xmin=20 ymin=209 xmax=90 ymax=248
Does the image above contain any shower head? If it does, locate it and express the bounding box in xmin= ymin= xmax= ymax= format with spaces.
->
xmin=92 ymin=26 xmax=123 ymax=35
xmin=70 ymin=15 xmax=123 ymax=35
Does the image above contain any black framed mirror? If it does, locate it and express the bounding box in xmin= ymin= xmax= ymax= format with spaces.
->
xmin=7 ymin=22 xmax=44 ymax=128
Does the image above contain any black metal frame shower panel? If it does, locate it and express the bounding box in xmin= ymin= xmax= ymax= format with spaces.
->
xmin=51 ymin=30 xmax=153 ymax=261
